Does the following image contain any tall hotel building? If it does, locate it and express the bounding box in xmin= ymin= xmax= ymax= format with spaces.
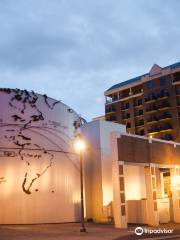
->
xmin=105 ymin=62 xmax=180 ymax=142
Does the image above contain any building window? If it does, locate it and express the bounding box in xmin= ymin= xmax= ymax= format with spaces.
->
xmin=147 ymin=80 xmax=154 ymax=89
xmin=126 ymin=122 xmax=131 ymax=129
xmin=122 ymin=102 xmax=129 ymax=110
xmin=160 ymin=77 xmax=166 ymax=86
xmin=138 ymin=99 xmax=143 ymax=105
xmin=140 ymin=129 xmax=145 ymax=136
xmin=138 ymin=109 xmax=143 ymax=115
xmin=125 ymin=102 xmax=129 ymax=109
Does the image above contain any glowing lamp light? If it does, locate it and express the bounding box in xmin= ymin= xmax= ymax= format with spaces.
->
xmin=74 ymin=138 xmax=86 ymax=152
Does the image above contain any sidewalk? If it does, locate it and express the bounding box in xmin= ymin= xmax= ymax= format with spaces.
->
xmin=0 ymin=222 xmax=179 ymax=240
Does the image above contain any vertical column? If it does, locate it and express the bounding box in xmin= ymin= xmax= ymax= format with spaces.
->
xmin=111 ymin=132 xmax=127 ymax=228
xmin=145 ymin=166 xmax=159 ymax=226
xmin=171 ymin=166 xmax=180 ymax=223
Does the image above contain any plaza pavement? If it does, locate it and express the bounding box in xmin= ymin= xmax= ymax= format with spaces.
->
xmin=0 ymin=222 xmax=180 ymax=240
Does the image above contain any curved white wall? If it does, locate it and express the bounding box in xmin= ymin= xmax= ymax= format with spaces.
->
xmin=0 ymin=88 xmax=81 ymax=224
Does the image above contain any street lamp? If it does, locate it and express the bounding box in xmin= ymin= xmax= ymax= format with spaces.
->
xmin=74 ymin=136 xmax=86 ymax=232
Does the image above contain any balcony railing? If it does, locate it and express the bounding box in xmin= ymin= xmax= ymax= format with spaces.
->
xmin=147 ymin=116 xmax=158 ymax=123
xmin=148 ymin=124 xmax=172 ymax=134
xmin=157 ymin=90 xmax=169 ymax=99
xmin=176 ymin=89 xmax=180 ymax=96
xmin=121 ymin=106 xmax=129 ymax=111
xmin=134 ymin=102 xmax=143 ymax=108
xmin=146 ymin=105 xmax=157 ymax=112
xmin=132 ymin=89 xmax=143 ymax=95
xmin=126 ymin=123 xmax=131 ymax=129
xmin=161 ymin=134 xmax=173 ymax=141
xmin=158 ymin=103 xmax=170 ymax=110
xmin=134 ymin=112 xmax=143 ymax=117
xmin=106 ymin=106 xmax=116 ymax=114
xmin=106 ymin=98 xmax=113 ymax=104
xmin=158 ymin=113 xmax=172 ymax=121
xmin=122 ymin=113 xmax=130 ymax=120
xmin=135 ymin=120 xmax=144 ymax=127
xmin=145 ymin=94 xmax=156 ymax=103
xmin=106 ymin=116 xmax=117 ymax=122
xmin=160 ymin=124 xmax=172 ymax=132
xmin=148 ymin=127 xmax=159 ymax=134
xmin=119 ymin=93 xmax=130 ymax=99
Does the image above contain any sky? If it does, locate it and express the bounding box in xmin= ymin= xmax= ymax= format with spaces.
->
xmin=0 ymin=0 xmax=180 ymax=121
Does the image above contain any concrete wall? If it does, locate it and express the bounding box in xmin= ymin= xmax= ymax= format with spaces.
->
xmin=118 ymin=134 xmax=180 ymax=165
xmin=124 ymin=165 xmax=146 ymax=200
xmin=81 ymin=120 xmax=126 ymax=222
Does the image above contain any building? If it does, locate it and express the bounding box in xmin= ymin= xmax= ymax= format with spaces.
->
xmin=105 ymin=61 xmax=180 ymax=142
xmin=0 ymin=88 xmax=81 ymax=224
xmin=0 ymin=88 xmax=179 ymax=228
xmin=82 ymin=120 xmax=180 ymax=228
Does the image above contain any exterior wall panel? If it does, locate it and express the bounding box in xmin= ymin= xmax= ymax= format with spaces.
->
xmin=118 ymin=135 xmax=180 ymax=165
xmin=0 ymin=88 xmax=80 ymax=224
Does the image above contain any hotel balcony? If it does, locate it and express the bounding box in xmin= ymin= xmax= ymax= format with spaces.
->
xmin=161 ymin=134 xmax=173 ymax=141
xmin=145 ymin=94 xmax=156 ymax=103
xmin=134 ymin=98 xmax=143 ymax=108
xmin=158 ymin=112 xmax=172 ymax=121
xmin=105 ymin=88 xmax=143 ymax=104
xmin=105 ymin=106 xmax=116 ymax=115
xmin=159 ymin=124 xmax=173 ymax=133
xmin=121 ymin=104 xmax=130 ymax=111
xmin=106 ymin=115 xmax=118 ymax=122
xmin=148 ymin=126 xmax=159 ymax=134
xmin=122 ymin=113 xmax=130 ymax=120
xmin=119 ymin=88 xmax=143 ymax=101
xmin=172 ymin=72 xmax=180 ymax=85
xmin=157 ymin=102 xmax=170 ymax=111
xmin=157 ymin=90 xmax=169 ymax=100
xmin=126 ymin=122 xmax=131 ymax=129
xmin=176 ymin=89 xmax=180 ymax=96
xmin=146 ymin=105 xmax=157 ymax=114
xmin=135 ymin=120 xmax=144 ymax=127
xmin=134 ymin=111 xmax=143 ymax=118
xmin=177 ymin=100 xmax=180 ymax=107
xmin=106 ymin=98 xmax=113 ymax=104
xmin=134 ymin=103 xmax=143 ymax=109
xmin=148 ymin=124 xmax=172 ymax=134
xmin=147 ymin=116 xmax=158 ymax=125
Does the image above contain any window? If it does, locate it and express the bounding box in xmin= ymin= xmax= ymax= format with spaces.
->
xmin=126 ymin=122 xmax=131 ymax=129
xmin=147 ymin=80 xmax=154 ymax=89
xmin=160 ymin=77 xmax=166 ymax=86
xmin=139 ymin=109 xmax=143 ymax=115
xmin=138 ymin=99 xmax=143 ymax=105
xmin=140 ymin=129 xmax=145 ymax=136
xmin=125 ymin=102 xmax=129 ymax=109
xmin=122 ymin=102 xmax=129 ymax=109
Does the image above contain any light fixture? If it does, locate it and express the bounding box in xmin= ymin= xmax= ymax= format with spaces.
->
xmin=74 ymin=138 xmax=86 ymax=152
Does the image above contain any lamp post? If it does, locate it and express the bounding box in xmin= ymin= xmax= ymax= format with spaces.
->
xmin=74 ymin=137 xmax=86 ymax=232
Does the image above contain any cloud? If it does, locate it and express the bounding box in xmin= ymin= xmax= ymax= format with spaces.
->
xmin=0 ymin=0 xmax=180 ymax=120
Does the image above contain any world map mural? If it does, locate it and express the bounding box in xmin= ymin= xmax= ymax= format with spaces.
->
xmin=0 ymin=88 xmax=81 ymax=224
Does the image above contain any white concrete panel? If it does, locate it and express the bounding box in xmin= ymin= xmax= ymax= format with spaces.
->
xmin=81 ymin=120 xmax=126 ymax=222
xmin=127 ymin=200 xmax=147 ymax=224
xmin=99 ymin=121 xmax=126 ymax=206
xmin=124 ymin=165 xmax=146 ymax=200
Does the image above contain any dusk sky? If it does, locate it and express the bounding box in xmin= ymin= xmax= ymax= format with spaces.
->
xmin=0 ymin=0 xmax=180 ymax=121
